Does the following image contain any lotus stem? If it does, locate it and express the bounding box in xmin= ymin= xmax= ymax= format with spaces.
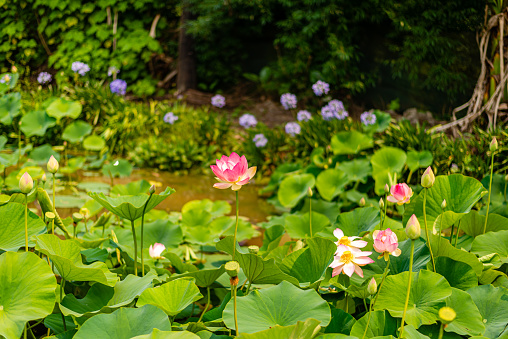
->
xmin=24 ymin=194 xmax=28 ymax=252
xmin=362 ymin=256 xmax=390 ymax=339
xmin=233 ymin=191 xmax=239 ymax=262
xmin=60 ymin=278 xmax=67 ymax=331
xmin=198 ymin=286 xmax=211 ymax=323
xmin=52 ymin=174 xmax=56 ymax=214
xmin=483 ymin=152 xmax=495 ymax=234
xmin=309 ymin=196 xmax=313 ymax=237
xmin=423 ymin=189 xmax=436 ymax=272
xmin=131 ymin=220 xmax=138 ymax=276
xmin=438 ymin=323 xmax=445 ymax=339
xmin=454 ymin=220 xmax=461 ymax=247
xmin=245 ymin=281 xmax=252 ymax=295
xmin=399 ymin=240 xmax=415 ymax=338
xmin=232 ymin=284 xmax=239 ymax=336
xmin=140 ymin=192 xmax=154 ymax=277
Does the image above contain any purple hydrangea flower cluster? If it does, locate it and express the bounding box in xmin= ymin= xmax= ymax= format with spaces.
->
xmin=239 ymin=113 xmax=257 ymax=128
xmin=321 ymin=100 xmax=349 ymax=120
xmin=110 ymin=79 xmax=127 ymax=95
xmin=37 ymin=72 xmax=52 ymax=84
xmin=253 ymin=133 xmax=268 ymax=148
xmin=163 ymin=112 xmax=179 ymax=124
xmin=211 ymin=94 xmax=226 ymax=108
xmin=360 ymin=111 xmax=377 ymax=125
xmin=297 ymin=110 xmax=312 ymax=122
xmin=321 ymin=105 xmax=335 ymax=121
xmin=312 ymin=80 xmax=330 ymax=96
xmin=71 ymin=61 xmax=90 ymax=76
xmin=0 ymin=74 xmax=10 ymax=83
xmin=285 ymin=122 xmax=301 ymax=136
xmin=280 ymin=93 xmax=297 ymax=110
xmin=108 ymin=66 xmax=120 ymax=77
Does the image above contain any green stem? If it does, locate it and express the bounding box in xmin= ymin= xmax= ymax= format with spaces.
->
xmin=232 ymin=284 xmax=239 ymax=336
xmin=131 ymin=220 xmax=138 ymax=276
xmin=309 ymin=196 xmax=313 ymax=237
xmin=60 ymin=279 xmax=67 ymax=331
xmin=24 ymin=194 xmax=28 ymax=251
xmin=438 ymin=323 xmax=445 ymax=339
xmin=423 ymin=189 xmax=436 ymax=272
xmin=233 ymin=191 xmax=239 ymax=262
xmin=399 ymin=240 xmax=415 ymax=338
xmin=245 ymin=281 xmax=252 ymax=295
xmin=504 ymin=178 xmax=507 ymax=202
xmin=449 ymin=224 xmax=455 ymax=243
xmin=484 ymin=153 xmax=495 ymax=234
xmin=381 ymin=194 xmax=388 ymax=230
xmin=362 ymin=256 xmax=390 ymax=339
xmin=24 ymin=324 xmax=27 ymax=339
xmin=140 ymin=193 xmax=154 ymax=277
xmin=73 ymin=223 xmax=77 ymax=239
xmin=454 ymin=220 xmax=461 ymax=247
xmin=198 ymin=286 xmax=211 ymax=323
xmin=407 ymin=170 xmax=413 ymax=185
xmin=363 ymin=298 xmax=368 ymax=312
xmin=52 ymin=174 xmax=56 ymax=214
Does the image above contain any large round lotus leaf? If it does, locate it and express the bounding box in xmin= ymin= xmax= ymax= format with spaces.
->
xmin=217 ymin=218 xmax=259 ymax=242
xmin=132 ymin=329 xmax=200 ymax=339
xmin=167 ymin=265 xmax=225 ymax=288
xmin=350 ymin=310 xmax=397 ymax=338
xmin=460 ymin=211 xmax=508 ymax=238
xmin=83 ymin=135 xmax=106 ymax=151
xmin=73 ymin=305 xmax=172 ymax=338
xmin=316 ymin=169 xmax=349 ymax=201
xmin=111 ymin=179 xmax=151 ymax=195
xmin=224 ymin=281 xmax=331 ymax=333
xmin=102 ymin=159 xmax=133 ymax=178
xmin=278 ymin=237 xmax=336 ymax=284
xmin=0 ymin=92 xmax=21 ymax=125
xmin=0 ymin=202 xmax=46 ymax=251
xmin=325 ymin=308 xmax=356 ymax=335
xmin=46 ymin=98 xmax=82 ymax=121
xmin=428 ymin=256 xmax=477 ymax=290
xmin=182 ymin=199 xmax=231 ymax=217
xmin=28 ymin=144 xmax=60 ymax=164
xmin=35 ymin=234 xmax=118 ymax=286
xmin=285 ymin=211 xmax=330 ymax=238
xmin=406 ymin=150 xmax=433 ymax=172
xmin=445 ymin=288 xmax=485 ymax=336
xmin=277 ymin=173 xmax=315 ymax=208
xmin=20 ymin=110 xmax=56 ymax=137
xmin=331 ymin=130 xmax=373 ymax=155
xmin=428 ymin=234 xmax=483 ymax=275
xmin=471 ymin=230 xmax=508 ymax=262
xmin=374 ymin=269 xmax=452 ymax=328
xmin=338 ymin=159 xmax=372 ymax=184
xmin=182 ymin=209 xmax=212 ymax=227
xmin=62 ymin=120 xmax=92 ymax=143
xmin=371 ymin=146 xmax=406 ymax=174
xmin=236 ymin=318 xmax=322 ymax=339
xmin=88 ymin=187 xmax=175 ymax=221
xmin=467 ymin=285 xmax=508 ymax=338
xmin=137 ymin=278 xmax=202 ymax=316
xmin=0 ymin=252 xmax=57 ymax=339
xmin=334 ymin=206 xmax=379 ymax=237
xmin=60 ymin=156 xmax=86 ymax=174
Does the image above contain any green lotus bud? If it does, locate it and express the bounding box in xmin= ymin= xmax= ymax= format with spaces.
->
xmin=45 ymin=212 xmax=56 ymax=220
xmin=19 ymin=172 xmax=33 ymax=194
xmin=308 ymin=187 xmax=313 ymax=197
xmin=421 ymin=166 xmax=435 ymax=188
xmin=149 ymin=185 xmax=156 ymax=194
xmin=225 ymin=261 xmax=240 ymax=277
xmin=80 ymin=208 xmax=90 ymax=219
xmin=47 ymin=155 xmax=59 ymax=174
xmin=384 ymin=184 xmax=390 ymax=193
xmin=72 ymin=212 xmax=84 ymax=223
xmin=439 ymin=306 xmax=456 ymax=324
xmin=367 ymin=277 xmax=377 ymax=295
xmin=379 ymin=198 xmax=384 ymax=209
xmin=490 ymin=137 xmax=498 ymax=152
xmin=248 ymin=245 xmax=259 ymax=254
xmin=405 ymin=214 xmax=421 ymax=240
xmin=441 ymin=199 xmax=446 ymax=209
xmin=41 ymin=173 xmax=47 ymax=183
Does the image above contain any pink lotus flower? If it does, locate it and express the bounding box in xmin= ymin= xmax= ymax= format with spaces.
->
xmin=149 ymin=243 xmax=166 ymax=259
xmin=330 ymin=245 xmax=374 ymax=278
xmin=210 ymin=152 xmax=257 ymax=190
xmin=373 ymin=228 xmax=401 ymax=261
xmin=386 ymin=183 xmax=413 ymax=205
xmin=333 ymin=228 xmax=367 ymax=251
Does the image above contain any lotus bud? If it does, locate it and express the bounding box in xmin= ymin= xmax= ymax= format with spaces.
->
xmin=379 ymin=198 xmax=384 ymax=209
xmin=11 ymin=65 xmax=17 ymax=73
xmin=80 ymin=208 xmax=90 ymax=219
xmin=367 ymin=277 xmax=377 ymax=295
xmin=439 ymin=306 xmax=456 ymax=324
xmin=405 ymin=214 xmax=421 ymax=240
xmin=490 ymin=137 xmax=498 ymax=152
xmin=225 ymin=261 xmax=240 ymax=277
xmin=359 ymin=197 xmax=366 ymax=207
xmin=421 ymin=166 xmax=435 ymax=188
xmin=441 ymin=199 xmax=446 ymax=209
xmin=149 ymin=185 xmax=156 ymax=194
xmin=19 ymin=172 xmax=33 ymax=194
xmin=45 ymin=212 xmax=55 ymax=220
xmin=72 ymin=212 xmax=84 ymax=223
xmin=248 ymin=245 xmax=259 ymax=254
xmin=384 ymin=184 xmax=390 ymax=193
xmin=47 ymin=155 xmax=59 ymax=174
xmin=41 ymin=173 xmax=47 ymax=183
xmin=308 ymin=187 xmax=313 ymax=197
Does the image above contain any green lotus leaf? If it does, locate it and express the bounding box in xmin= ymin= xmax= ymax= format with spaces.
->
xmin=467 ymin=285 xmax=508 ymax=338
xmin=278 ymin=237 xmax=336 ymax=284
xmin=331 ymin=130 xmax=373 ymax=155
xmin=472 ymin=230 xmax=508 ymax=263
xmin=285 ymin=211 xmax=330 ymax=238
xmin=374 ymin=269 xmax=452 ymax=328
xmin=278 ymin=173 xmax=315 ymax=208
xmin=236 ymin=318 xmax=322 ymax=339
xmin=0 ymin=252 xmax=57 ymax=339
xmin=0 ymin=92 xmax=21 ymax=125
xmin=60 ymin=156 xmax=86 ymax=174
xmin=325 ymin=308 xmax=356 ymax=335
xmin=78 ymin=181 xmax=111 ymax=194
xmin=62 ymin=120 xmax=92 ymax=143
xmin=0 ymin=135 xmax=7 ymax=150
xmin=46 ymin=97 xmax=82 ymax=121
xmin=111 ymin=179 xmax=151 ymax=195
xmin=137 ymin=277 xmax=202 ymax=316
xmin=216 ymin=236 xmax=299 ymax=285
xmin=337 ymin=159 xmax=372 ymax=184
xmin=73 ymin=305 xmax=171 ymax=338
xmin=445 ymin=287 xmax=485 ymax=336
xmin=132 ymin=329 xmax=200 ymax=339
xmin=334 ymin=207 xmax=380 ymax=237
xmin=166 ymin=265 xmax=225 ymax=287
xmin=182 ymin=209 xmax=212 ymax=227
xmin=28 ymin=144 xmax=60 ymax=164
xmin=83 ymin=135 xmax=105 ymax=151
xmin=182 ymin=199 xmax=231 ymax=217
xmin=406 ymin=150 xmax=433 ymax=172
xmin=427 ymin=256 xmax=477 ymax=290
xmin=428 ymin=234 xmax=484 ymax=275
xmin=102 ymin=159 xmax=133 ymax=178
xmin=350 ymin=310 xmax=397 ymax=338
xmin=460 ymin=211 xmax=508 ymax=238
xmin=223 ymin=281 xmax=331 ymax=333
xmin=20 ymin=110 xmax=56 ymax=137
xmin=88 ymin=187 xmax=175 ymax=221
xmin=217 ymin=217 xmax=259 ymax=243
xmin=0 ymin=202 xmax=46 ymax=251
xmin=35 ymin=234 xmax=118 ymax=286
xmin=371 ymin=147 xmax=406 ymax=194
xmin=316 ymin=169 xmax=349 ymax=201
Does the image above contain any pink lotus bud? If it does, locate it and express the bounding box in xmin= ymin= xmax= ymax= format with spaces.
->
xmin=359 ymin=197 xmax=366 ymax=206
xmin=19 ymin=172 xmax=33 ymax=194
xmin=441 ymin=199 xmax=446 ymax=209
xmin=490 ymin=137 xmax=498 ymax=152
xmin=308 ymin=187 xmax=313 ymax=197
xmin=149 ymin=243 xmax=166 ymax=259
xmin=149 ymin=185 xmax=156 ymax=194
xmin=386 ymin=183 xmax=413 ymax=205
xmin=379 ymin=198 xmax=384 ymax=209
xmin=405 ymin=214 xmax=421 ymax=240
xmin=421 ymin=166 xmax=435 ymax=188
xmin=373 ymin=228 xmax=401 ymax=261
xmin=384 ymin=184 xmax=390 ymax=193
xmin=367 ymin=277 xmax=377 ymax=295
xmin=47 ymin=155 xmax=59 ymax=174
xmin=210 ymin=152 xmax=257 ymax=190
xmin=41 ymin=173 xmax=47 ymax=183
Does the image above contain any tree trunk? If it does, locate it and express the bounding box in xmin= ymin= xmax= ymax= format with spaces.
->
xmin=177 ymin=2 xmax=196 ymax=92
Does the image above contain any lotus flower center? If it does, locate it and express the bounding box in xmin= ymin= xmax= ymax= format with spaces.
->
xmin=338 ymin=236 xmax=351 ymax=246
xmin=341 ymin=251 xmax=353 ymax=263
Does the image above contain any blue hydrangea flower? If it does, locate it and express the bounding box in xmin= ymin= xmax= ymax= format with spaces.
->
xmin=0 ymin=74 xmax=10 ymax=84
xmin=37 ymin=72 xmax=52 ymax=84
xmin=321 ymin=105 xmax=335 ymax=121
xmin=163 ymin=112 xmax=179 ymax=124
xmin=280 ymin=93 xmax=297 ymax=110
xmin=211 ymin=94 xmax=226 ymax=108
xmin=285 ymin=122 xmax=301 ymax=136
xmin=239 ymin=113 xmax=257 ymax=128
xmin=110 ymin=79 xmax=127 ymax=95
xmin=253 ymin=133 xmax=268 ymax=148
xmin=328 ymin=100 xmax=345 ymax=112
xmin=108 ymin=66 xmax=120 ymax=77
xmin=71 ymin=61 xmax=90 ymax=76
xmin=360 ymin=111 xmax=377 ymax=125
xmin=297 ymin=110 xmax=312 ymax=122
xmin=312 ymin=80 xmax=330 ymax=96
xmin=335 ymin=109 xmax=349 ymax=120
